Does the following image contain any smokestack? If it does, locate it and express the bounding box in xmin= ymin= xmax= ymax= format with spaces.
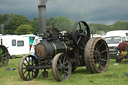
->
xmin=38 ymin=0 xmax=47 ymax=34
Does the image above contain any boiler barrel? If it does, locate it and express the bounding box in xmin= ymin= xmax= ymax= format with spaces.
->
xmin=35 ymin=41 xmax=74 ymax=60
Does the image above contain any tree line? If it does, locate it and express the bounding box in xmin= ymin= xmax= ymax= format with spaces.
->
xmin=0 ymin=13 xmax=128 ymax=35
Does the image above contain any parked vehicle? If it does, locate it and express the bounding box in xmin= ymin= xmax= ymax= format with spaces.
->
xmin=104 ymin=30 xmax=128 ymax=57
xmin=0 ymin=35 xmax=30 ymax=57
xmin=29 ymin=36 xmax=41 ymax=55
xmin=22 ymin=34 xmax=35 ymax=50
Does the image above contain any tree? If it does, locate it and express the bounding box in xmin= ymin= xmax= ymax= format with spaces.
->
xmin=29 ymin=18 xmax=39 ymax=34
xmin=89 ymin=23 xmax=109 ymax=35
xmin=15 ymin=24 xmax=32 ymax=35
xmin=2 ymin=14 xmax=29 ymax=34
xmin=109 ymin=21 xmax=128 ymax=31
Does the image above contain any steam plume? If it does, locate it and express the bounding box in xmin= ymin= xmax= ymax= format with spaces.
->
xmin=39 ymin=0 xmax=48 ymax=5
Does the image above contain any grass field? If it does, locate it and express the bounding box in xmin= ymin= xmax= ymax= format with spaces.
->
xmin=0 ymin=57 xmax=128 ymax=85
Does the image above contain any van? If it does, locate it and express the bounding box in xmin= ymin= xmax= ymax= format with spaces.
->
xmin=104 ymin=30 xmax=128 ymax=57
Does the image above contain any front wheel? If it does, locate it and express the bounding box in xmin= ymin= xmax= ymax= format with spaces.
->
xmin=52 ymin=53 xmax=72 ymax=82
xmin=84 ymin=37 xmax=109 ymax=73
xmin=18 ymin=55 xmax=39 ymax=81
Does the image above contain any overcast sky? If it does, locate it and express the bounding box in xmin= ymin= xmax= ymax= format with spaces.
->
xmin=0 ymin=0 xmax=128 ymax=25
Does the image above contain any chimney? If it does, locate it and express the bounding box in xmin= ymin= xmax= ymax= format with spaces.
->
xmin=38 ymin=1 xmax=46 ymax=34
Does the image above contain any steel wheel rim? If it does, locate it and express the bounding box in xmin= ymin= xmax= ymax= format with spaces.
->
xmin=18 ymin=55 xmax=39 ymax=81
xmin=72 ymin=21 xmax=90 ymax=49
xmin=52 ymin=53 xmax=72 ymax=82
xmin=85 ymin=37 xmax=109 ymax=73
xmin=93 ymin=39 xmax=108 ymax=71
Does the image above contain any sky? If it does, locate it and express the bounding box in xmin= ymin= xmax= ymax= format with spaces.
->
xmin=0 ymin=0 xmax=128 ymax=25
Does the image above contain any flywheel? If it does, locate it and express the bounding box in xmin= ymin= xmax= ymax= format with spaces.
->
xmin=72 ymin=21 xmax=90 ymax=49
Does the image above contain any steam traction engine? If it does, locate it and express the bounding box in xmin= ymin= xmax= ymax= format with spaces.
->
xmin=18 ymin=1 xmax=109 ymax=82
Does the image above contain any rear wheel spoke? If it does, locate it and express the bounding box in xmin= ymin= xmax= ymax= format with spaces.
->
xmin=100 ymin=50 xmax=107 ymax=54
xmin=100 ymin=58 xmax=107 ymax=62
xmin=98 ymin=42 xmax=103 ymax=49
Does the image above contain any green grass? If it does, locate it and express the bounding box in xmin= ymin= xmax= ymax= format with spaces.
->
xmin=0 ymin=58 xmax=128 ymax=85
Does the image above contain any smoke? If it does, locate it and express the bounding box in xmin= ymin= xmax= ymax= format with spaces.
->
xmin=39 ymin=0 xmax=59 ymax=5
xmin=0 ymin=17 xmax=12 ymax=34
xmin=39 ymin=0 xmax=48 ymax=5
xmin=0 ymin=24 xmax=4 ymax=34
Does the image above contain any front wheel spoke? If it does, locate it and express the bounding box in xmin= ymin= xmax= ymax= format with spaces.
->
xmin=23 ymin=70 xmax=27 ymax=74
xmin=63 ymin=60 xmax=68 ymax=65
xmin=23 ymin=67 xmax=27 ymax=69
xmin=31 ymin=58 xmax=34 ymax=66
xmin=23 ymin=63 xmax=27 ymax=67
xmin=32 ymin=70 xmax=34 ymax=77
xmin=63 ymin=72 xmax=67 ymax=79
xmin=64 ymin=65 xmax=68 ymax=70
xmin=59 ymin=59 xmax=62 ymax=65
xmin=32 ymin=70 xmax=36 ymax=73
xmin=62 ymin=57 xmax=66 ymax=63
xmin=25 ymin=58 xmax=30 ymax=65
xmin=59 ymin=70 xmax=63 ymax=80
xmin=64 ymin=70 xmax=68 ymax=74
xmin=26 ymin=71 xmax=30 ymax=79
xmin=29 ymin=72 xmax=31 ymax=79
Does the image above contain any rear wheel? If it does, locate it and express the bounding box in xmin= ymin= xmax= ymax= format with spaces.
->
xmin=84 ymin=37 xmax=109 ymax=73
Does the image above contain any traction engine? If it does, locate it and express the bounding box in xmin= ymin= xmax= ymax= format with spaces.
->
xmin=18 ymin=0 xmax=109 ymax=82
